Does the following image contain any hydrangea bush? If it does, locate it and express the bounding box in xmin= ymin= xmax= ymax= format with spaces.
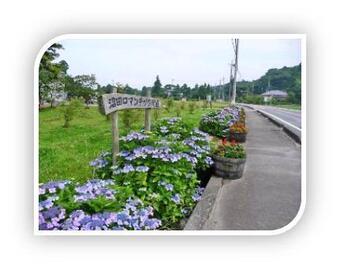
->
xmin=39 ymin=183 xmax=162 ymax=230
xmin=39 ymin=117 xmax=210 ymax=231
xmin=199 ymin=106 xmax=241 ymax=138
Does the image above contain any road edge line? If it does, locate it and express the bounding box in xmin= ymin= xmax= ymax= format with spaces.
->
xmin=256 ymin=109 xmax=301 ymax=144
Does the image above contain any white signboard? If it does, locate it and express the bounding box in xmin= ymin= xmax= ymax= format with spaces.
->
xmin=102 ymin=93 xmax=161 ymax=115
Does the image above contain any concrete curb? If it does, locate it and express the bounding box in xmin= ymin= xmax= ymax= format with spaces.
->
xmin=184 ymin=177 xmax=223 ymax=230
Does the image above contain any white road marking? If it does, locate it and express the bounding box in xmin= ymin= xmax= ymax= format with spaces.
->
xmin=256 ymin=108 xmax=301 ymax=131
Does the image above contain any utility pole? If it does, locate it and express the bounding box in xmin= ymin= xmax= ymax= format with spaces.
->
xmin=228 ymin=62 xmax=233 ymax=102
xmin=231 ymin=39 xmax=239 ymax=105
xmin=222 ymin=77 xmax=225 ymax=101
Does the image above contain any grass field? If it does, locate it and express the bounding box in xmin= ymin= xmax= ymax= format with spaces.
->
xmin=39 ymin=101 xmax=229 ymax=183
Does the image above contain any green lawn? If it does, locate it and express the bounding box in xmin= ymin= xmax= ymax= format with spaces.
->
xmin=39 ymin=101 xmax=228 ymax=183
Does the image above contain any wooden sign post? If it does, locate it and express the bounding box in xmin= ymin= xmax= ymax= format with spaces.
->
xmin=144 ymin=88 xmax=151 ymax=131
xmin=111 ymin=88 xmax=119 ymax=164
xmin=101 ymin=90 xmax=161 ymax=163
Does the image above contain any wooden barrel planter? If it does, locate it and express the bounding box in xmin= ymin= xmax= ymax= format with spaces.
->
xmin=212 ymin=155 xmax=246 ymax=179
xmin=228 ymin=132 xmax=247 ymax=143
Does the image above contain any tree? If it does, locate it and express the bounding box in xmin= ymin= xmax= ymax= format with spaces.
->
xmin=152 ymin=75 xmax=163 ymax=97
xmin=73 ymin=74 xmax=97 ymax=108
xmin=39 ymin=43 xmax=65 ymax=107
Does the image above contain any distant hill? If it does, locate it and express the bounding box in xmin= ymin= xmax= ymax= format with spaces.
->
xmin=234 ymin=64 xmax=301 ymax=104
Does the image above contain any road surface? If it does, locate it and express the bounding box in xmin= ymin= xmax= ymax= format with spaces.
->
xmin=244 ymin=104 xmax=301 ymax=128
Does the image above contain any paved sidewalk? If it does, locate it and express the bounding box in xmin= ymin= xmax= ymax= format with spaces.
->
xmin=203 ymin=109 xmax=301 ymax=230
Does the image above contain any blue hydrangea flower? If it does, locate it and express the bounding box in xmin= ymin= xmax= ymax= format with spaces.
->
xmin=192 ymin=187 xmax=205 ymax=202
xmin=121 ymin=164 xmax=135 ymax=173
xmin=39 ymin=180 xmax=70 ymax=195
xmin=39 ymin=198 xmax=54 ymax=211
xmin=135 ymin=166 xmax=149 ymax=172
xmin=73 ymin=179 xmax=116 ymax=203
xmin=121 ymin=132 xmax=149 ymax=142
xmin=39 ymin=206 xmax=66 ymax=230
xmin=205 ymin=156 xmax=214 ymax=166
xmin=171 ymin=194 xmax=181 ymax=204
xmin=160 ymin=126 xmax=169 ymax=134
xmin=165 ymin=183 xmax=174 ymax=191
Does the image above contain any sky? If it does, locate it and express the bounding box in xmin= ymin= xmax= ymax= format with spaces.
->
xmin=58 ymin=37 xmax=301 ymax=89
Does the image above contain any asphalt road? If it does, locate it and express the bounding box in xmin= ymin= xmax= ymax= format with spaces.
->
xmin=248 ymin=105 xmax=301 ymax=129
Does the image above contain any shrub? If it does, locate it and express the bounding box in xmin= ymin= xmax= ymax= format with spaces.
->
xmin=199 ymin=106 xmax=242 ymax=137
xmin=39 ymin=117 xmax=213 ymax=230
xmin=152 ymin=117 xmax=191 ymax=140
xmin=188 ymin=101 xmax=196 ymax=114
xmin=60 ymin=99 xmax=83 ymax=128
xmin=88 ymin=118 xmax=213 ymax=228
xmin=121 ymin=109 xmax=134 ymax=129
xmin=175 ymin=104 xmax=181 ymax=117
xmin=179 ymin=101 xmax=186 ymax=110
xmin=38 ymin=179 xmax=162 ymax=230
xmin=153 ymin=108 xmax=161 ymax=122
xmin=165 ymin=98 xmax=174 ymax=112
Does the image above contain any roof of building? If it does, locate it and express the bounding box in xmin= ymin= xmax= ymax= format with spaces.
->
xmin=261 ymin=90 xmax=288 ymax=97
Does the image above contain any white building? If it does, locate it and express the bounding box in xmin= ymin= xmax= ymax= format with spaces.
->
xmin=261 ymin=90 xmax=288 ymax=103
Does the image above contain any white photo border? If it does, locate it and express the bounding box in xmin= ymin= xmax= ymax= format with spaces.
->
xmin=34 ymin=34 xmax=306 ymax=236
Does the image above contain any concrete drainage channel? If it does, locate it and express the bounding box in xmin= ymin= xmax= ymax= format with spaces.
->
xmin=184 ymin=176 xmax=224 ymax=230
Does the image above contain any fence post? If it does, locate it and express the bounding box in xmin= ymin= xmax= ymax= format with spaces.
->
xmin=111 ymin=88 xmax=119 ymax=164
xmin=144 ymin=88 xmax=151 ymax=131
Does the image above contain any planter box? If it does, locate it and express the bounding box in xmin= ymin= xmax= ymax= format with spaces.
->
xmin=212 ymin=155 xmax=246 ymax=179
xmin=228 ymin=132 xmax=247 ymax=143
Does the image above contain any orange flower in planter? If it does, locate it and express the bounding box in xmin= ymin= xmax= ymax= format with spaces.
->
xmin=230 ymin=121 xmax=248 ymax=134
xmin=222 ymin=137 xmax=227 ymax=145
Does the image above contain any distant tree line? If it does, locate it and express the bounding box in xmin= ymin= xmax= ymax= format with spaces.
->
xmin=236 ymin=64 xmax=301 ymax=104
xmin=39 ymin=43 xmax=301 ymax=107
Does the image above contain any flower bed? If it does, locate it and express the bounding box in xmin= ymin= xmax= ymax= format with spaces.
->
xmin=39 ymin=117 xmax=213 ymax=231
